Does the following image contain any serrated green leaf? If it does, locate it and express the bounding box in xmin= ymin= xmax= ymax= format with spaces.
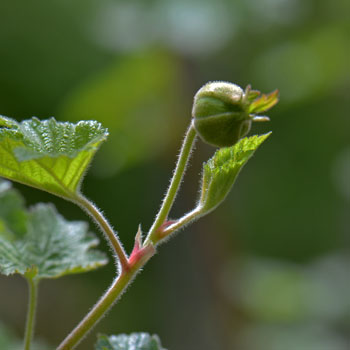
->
xmin=95 ymin=333 xmax=166 ymax=350
xmin=0 ymin=116 xmax=108 ymax=199
xmin=199 ymin=133 xmax=271 ymax=213
xmin=0 ymin=180 xmax=107 ymax=279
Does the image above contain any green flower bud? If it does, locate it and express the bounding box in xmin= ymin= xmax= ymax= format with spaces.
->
xmin=192 ymin=81 xmax=278 ymax=147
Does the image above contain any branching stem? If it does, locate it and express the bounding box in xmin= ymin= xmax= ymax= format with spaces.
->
xmin=57 ymin=122 xmax=197 ymax=349
xmin=57 ymin=195 xmax=155 ymax=349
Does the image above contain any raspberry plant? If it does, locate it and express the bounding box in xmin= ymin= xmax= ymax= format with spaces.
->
xmin=0 ymin=82 xmax=278 ymax=349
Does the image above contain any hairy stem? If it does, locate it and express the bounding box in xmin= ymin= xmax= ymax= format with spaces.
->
xmin=57 ymin=123 xmax=196 ymax=349
xmin=145 ymin=123 xmax=197 ymax=245
xmin=57 ymin=246 xmax=154 ymax=350
xmin=58 ymin=273 xmax=128 ymax=350
xmin=160 ymin=207 xmax=203 ymax=238
xmin=24 ymin=278 xmax=39 ymax=350
xmin=74 ymin=194 xmax=129 ymax=272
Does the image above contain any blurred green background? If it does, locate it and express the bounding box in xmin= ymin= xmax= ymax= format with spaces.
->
xmin=0 ymin=0 xmax=349 ymax=349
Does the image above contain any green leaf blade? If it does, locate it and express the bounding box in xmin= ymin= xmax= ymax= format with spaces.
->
xmin=0 ymin=116 xmax=108 ymax=199
xmin=95 ymin=333 xmax=166 ymax=350
xmin=199 ymin=133 xmax=271 ymax=213
xmin=0 ymin=180 xmax=107 ymax=280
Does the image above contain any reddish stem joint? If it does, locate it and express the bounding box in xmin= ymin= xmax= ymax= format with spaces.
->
xmin=129 ymin=226 xmax=155 ymax=267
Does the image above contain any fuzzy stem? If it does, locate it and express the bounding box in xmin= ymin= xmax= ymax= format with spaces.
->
xmin=57 ymin=249 xmax=154 ymax=350
xmin=57 ymin=123 xmax=196 ymax=349
xmin=160 ymin=207 xmax=203 ymax=239
xmin=57 ymin=274 xmax=129 ymax=350
xmin=145 ymin=123 xmax=197 ymax=245
xmin=73 ymin=194 xmax=129 ymax=272
xmin=24 ymin=278 xmax=39 ymax=350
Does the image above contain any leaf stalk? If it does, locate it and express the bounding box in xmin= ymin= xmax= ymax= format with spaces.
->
xmin=158 ymin=207 xmax=203 ymax=239
xmin=24 ymin=278 xmax=39 ymax=350
xmin=74 ymin=194 xmax=129 ymax=272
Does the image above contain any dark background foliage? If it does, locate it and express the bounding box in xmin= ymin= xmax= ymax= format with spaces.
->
xmin=0 ymin=0 xmax=349 ymax=349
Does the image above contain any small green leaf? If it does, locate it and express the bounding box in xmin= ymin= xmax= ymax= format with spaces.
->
xmin=0 ymin=116 xmax=108 ymax=199
xmin=95 ymin=333 xmax=166 ymax=350
xmin=199 ymin=133 xmax=271 ymax=213
xmin=0 ymin=180 xmax=107 ymax=279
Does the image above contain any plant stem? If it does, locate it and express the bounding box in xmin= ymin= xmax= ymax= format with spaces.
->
xmin=57 ymin=274 xmax=129 ymax=350
xmin=24 ymin=278 xmax=39 ymax=350
xmin=58 ymin=123 xmax=196 ymax=349
xmin=57 ymin=255 xmax=152 ymax=350
xmin=145 ymin=123 xmax=197 ymax=245
xmin=74 ymin=194 xmax=129 ymax=272
xmin=160 ymin=206 xmax=203 ymax=238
